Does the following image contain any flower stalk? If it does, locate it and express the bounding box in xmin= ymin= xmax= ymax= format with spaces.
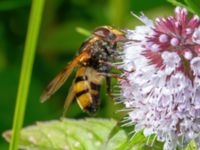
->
xmin=9 ymin=0 xmax=45 ymax=150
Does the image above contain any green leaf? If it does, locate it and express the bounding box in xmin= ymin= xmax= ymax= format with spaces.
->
xmin=3 ymin=118 xmax=162 ymax=150
xmin=167 ymin=0 xmax=187 ymax=8
xmin=166 ymin=0 xmax=194 ymax=13
xmin=185 ymin=140 xmax=197 ymax=150
xmin=167 ymin=0 xmax=200 ymax=16
xmin=184 ymin=0 xmax=200 ymax=16
xmin=3 ymin=118 xmax=196 ymax=150
xmin=4 ymin=118 xmax=117 ymax=150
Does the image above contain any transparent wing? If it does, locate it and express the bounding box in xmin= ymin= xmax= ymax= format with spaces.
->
xmin=40 ymin=51 xmax=91 ymax=102
xmin=63 ymin=82 xmax=75 ymax=116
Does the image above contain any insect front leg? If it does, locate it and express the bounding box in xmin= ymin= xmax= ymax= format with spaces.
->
xmin=97 ymin=72 xmax=127 ymax=82
xmin=98 ymin=60 xmax=135 ymax=73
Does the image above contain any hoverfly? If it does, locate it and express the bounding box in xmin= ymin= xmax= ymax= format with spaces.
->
xmin=40 ymin=26 xmax=127 ymax=114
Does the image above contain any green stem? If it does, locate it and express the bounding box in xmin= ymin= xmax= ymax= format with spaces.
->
xmin=9 ymin=0 xmax=45 ymax=150
xmin=76 ymin=27 xmax=91 ymax=37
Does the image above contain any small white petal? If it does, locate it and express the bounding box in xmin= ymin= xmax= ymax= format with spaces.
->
xmin=184 ymin=51 xmax=193 ymax=60
xmin=131 ymin=12 xmax=154 ymax=27
xmin=139 ymin=12 xmax=154 ymax=27
xmin=170 ymin=38 xmax=179 ymax=46
xmin=146 ymin=41 xmax=153 ymax=49
xmin=192 ymin=27 xmax=200 ymax=44
xmin=190 ymin=57 xmax=200 ymax=76
xmin=150 ymin=44 xmax=160 ymax=52
xmin=185 ymin=28 xmax=193 ymax=35
xmin=193 ymin=15 xmax=200 ymax=21
xmin=161 ymin=51 xmax=181 ymax=74
xmin=143 ymin=128 xmax=154 ymax=136
xmin=182 ymin=8 xmax=188 ymax=15
xmin=175 ymin=7 xmax=181 ymax=14
xmin=159 ymin=34 xmax=168 ymax=43
xmin=155 ymin=17 xmax=161 ymax=23
xmin=127 ymin=26 xmax=153 ymax=40
xmin=175 ymin=21 xmax=180 ymax=28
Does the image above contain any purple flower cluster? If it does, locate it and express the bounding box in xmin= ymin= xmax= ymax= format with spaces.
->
xmin=120 ymin=7 xmax=200 ymax=149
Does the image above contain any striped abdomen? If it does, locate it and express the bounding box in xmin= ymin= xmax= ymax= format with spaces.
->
xmin=74 ymin=67 xmax=103 ymax=113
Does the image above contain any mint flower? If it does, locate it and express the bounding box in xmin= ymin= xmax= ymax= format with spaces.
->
xmin=120 ymin=7 xmax=200 ymax=149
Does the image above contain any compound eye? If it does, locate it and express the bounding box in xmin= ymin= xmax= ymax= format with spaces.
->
xmin=93 ymin=27 xmax=110 ymax=37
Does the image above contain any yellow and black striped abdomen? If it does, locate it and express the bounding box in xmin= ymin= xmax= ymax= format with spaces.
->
xmin=74 ymin=67 xmax=103 ymax=113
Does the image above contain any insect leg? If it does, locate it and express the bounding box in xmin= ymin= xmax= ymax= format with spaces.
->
xmin=98 ymin=60 xmax=135 ymax=73
xmin=63 ymin=83 xmax=75 ymax=117
xmin=97 ymin=72 xmax=127 ymax=82
xmin=106 ymin=76 xmax=113 ymax=98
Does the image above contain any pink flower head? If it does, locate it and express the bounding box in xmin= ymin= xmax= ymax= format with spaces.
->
xmin=120 ymin=7 xmax=200 ymax=149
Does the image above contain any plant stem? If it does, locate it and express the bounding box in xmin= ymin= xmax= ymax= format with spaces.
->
xmin=9 ymin=0 xmax=45 ymax=150
xmin=76 ymin=27 xmax=91 ymax=37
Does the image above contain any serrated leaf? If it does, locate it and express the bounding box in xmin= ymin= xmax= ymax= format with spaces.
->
xmin=3 ymin=118 xmax=196 ymax=150
xmin=3 ymin=118 xmax=161 ymax=150
xmin=3 ymin=118 xmax=117 ymax=150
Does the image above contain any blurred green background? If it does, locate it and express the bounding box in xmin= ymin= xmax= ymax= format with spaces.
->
xmin=0 ymin=0 xmax=173 ymax=149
